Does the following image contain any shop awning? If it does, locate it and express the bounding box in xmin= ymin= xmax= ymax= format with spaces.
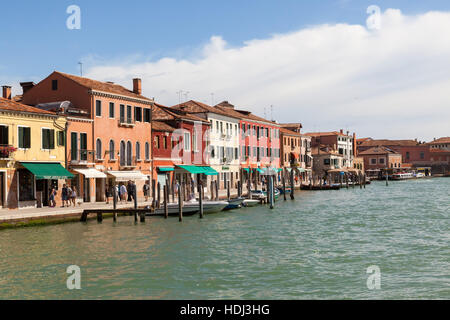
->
xmin=200 ymin=166 xmax=219 ymax=176
xmin=243 ymin=168 xmax=250 ymax=173
xmin=176 ymin=165 xmax=206 ymax=174
xmin=73 ymin=168 xmax=107 ymax=178
xmin=297 ymin=168 xmax=306 ymax=173
xmin=107 ymin=171 xmax=148 ymax=181
xmin=20 ymin=162 xmax=74 ymax=180
xmin=157 ymin=167 xmax=174 ymax=172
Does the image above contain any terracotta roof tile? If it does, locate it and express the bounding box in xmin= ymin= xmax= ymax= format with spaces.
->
xmin=152 ymin=121 xmax=176 ymax=132
xmin=427 ymin=137 xmax=450 ymax=144
xmin=55 ymin=71 xmax=153 ymax=102
xmin=0 ymin=97 xmax=55 ymax=115
xmin=358 ymin=139 xmax=419 ymax=147
xmin=171 ymin=100 xmax=240 ymax=119
xmin=358 ymin=146 xmax=400 ymax=155
xmin=280 ymin=127 xmax=301 ymax=136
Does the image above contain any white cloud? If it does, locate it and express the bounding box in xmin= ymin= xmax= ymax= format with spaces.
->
xmin=85 ymin=9 xmax=450 ymax=141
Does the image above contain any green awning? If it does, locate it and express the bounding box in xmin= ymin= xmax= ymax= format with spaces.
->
xmin=21 ymin=162 xmax=74 ymax=180
xmin=158 ymin=167 xmax=174 ymax=172
xmin=200 ymin=166 xmax=219 ymax=176
xmin=243 ymin=168 xmax=250 ymax=173
xmin=256 ymin=168 xmax=264 ymax=173
xmin=277 ymin=168 xmax=283 ymax=172
xmin=175 ymin=165 xmax=208 ymax=174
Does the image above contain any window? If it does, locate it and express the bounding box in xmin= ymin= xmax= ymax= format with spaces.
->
xmin=216 ymin=121 xmax=219 ymax=133
xmin=109 ymin=102 xmax=115 ymax=118
xmin=371 ymin=158 xmax=377 ymax=165
xmin=109 ymin=140 xmax=115 ymax=160
xmin=52 ymin=80 xmax=58 ymax=91
xmin=324 ymin=159 xmax=331 ymax=165
xmin=145 ymin=142 xmax=150 ymax=160
xmin=57 ymin=131 xmax=65 ymax=146
xmin=127 ymin=105 xmax=132 ymax=122
xmin=136 ymin=142 xmax=141 ymax=160
xmin=155 ymin=136 xmax=160 ymax=149
xmin=120 ymin=105 xmax=125 ymax=123
xmin=19 ymin=169 xmax=34 ymax=201
xmin=184 ymin=132 xmax=191 ymax=151
xmin=71 ymin=132 xmax=78 ymax=161
xmin=120 ymin=141 xmax=126 ymax=166
xmin=80 ymin=133 xmax=87 ymax=161
xmin=135 ymin=107 xmax=142 ymax=122
xmin=379 ymin=158 xmax=385 ymax=164
xmin=144 ymin=108 xmax=151 ymax=122
xmin=420 ymin=152 xmax=425 ymax=160
xmin=406 ymin=152 xmax=410 ymax=160
xmin=96 ymin=139 xmax=102 ymax=160
xmin=18 ymin=126 xmax=31 ymax=149
xmin=96 ymin=100 xmax=102 ymax=117
xmin=42 ymin=128 xmax=55 ymax=150
xmin=163 ymin=136 xmax=167 ymax=149
xmin=0 ymin=125 xmax=8 ymax=144
xmin=126 ymin=141 xmax=132 ymax=166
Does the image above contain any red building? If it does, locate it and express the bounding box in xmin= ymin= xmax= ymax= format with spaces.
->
xmin=22 ymin=71 xmax=154 ymax=202
xmin=152 ymin=103 xmax=213 ymax=194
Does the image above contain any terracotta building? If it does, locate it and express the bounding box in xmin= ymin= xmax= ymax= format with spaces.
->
xmin=21 ymin=71 xmax=154 ymax=202
xmin=358 ymin=146 xmax=403 ymax=175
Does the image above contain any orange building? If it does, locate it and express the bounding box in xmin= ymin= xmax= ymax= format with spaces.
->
xmin=22 ymin=72 xmax=154 ymax=202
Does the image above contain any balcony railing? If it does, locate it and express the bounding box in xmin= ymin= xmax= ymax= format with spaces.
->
xmin=70 ymin=150 xmax=95 ymax=165
xmin=120 ymin=156 xmax=137 ymax=169
xmin=0 ymin=144 xmax=16 ymax=159
xmin=119 ymin=117 xmax=135 ymax=127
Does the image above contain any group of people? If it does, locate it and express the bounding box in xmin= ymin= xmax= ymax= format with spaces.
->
xmin=48 ymin=184 xmax=78 ymax=208
xmin=105 ymin=180 xmax=144 ymax=204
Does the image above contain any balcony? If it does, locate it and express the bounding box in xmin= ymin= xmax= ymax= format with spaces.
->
xmin=118 ymin=117 xmax=135 ymax=128
xmin=70 ymin=150 xmax=95 ymax=165
xmin=120 ymin=156 xmax=137 ymax=169
xmin=0 ymin=145 xmax=17 ymax=160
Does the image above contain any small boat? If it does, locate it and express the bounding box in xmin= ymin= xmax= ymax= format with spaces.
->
xmin=300 ymin=184 xmax=340 ymax=191
xmin=251 ymin=189 xmax=280 ymax=201
xmin=277 ymin=186 xmax=292 ymax=194
xmin=415 ymin=172 xmax=425 ymax=178
xmin=242 ymin=199 xmax=260 ymax=207
xmin=149 ymin=200 xmax=228 ymax=216
xmin=391 ymin=172 xmax=415 ymax=180
xmin=224 ymin=197 xmax=245 ymax=210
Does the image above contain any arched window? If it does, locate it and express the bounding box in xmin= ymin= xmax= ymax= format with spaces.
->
xmin=145 ymin=142 xmax=150 ymax=161
xmin=96 ymin=139 xmax=102 ymax=160
xmin=136 ymin=142 xmax=141 ymax=160
xmin=126 ymin=141 xmax=132 ymax=166
xmin=120 ymin=141 xmax=126 ymax=166
xmin=109 ymin=140 xmax=115 ymax=160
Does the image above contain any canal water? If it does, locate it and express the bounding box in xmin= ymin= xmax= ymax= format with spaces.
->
xmin=0 ymin=178 xmax=448 ymax=299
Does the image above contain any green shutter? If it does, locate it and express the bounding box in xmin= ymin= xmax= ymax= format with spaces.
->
xmin=50 ymin=129 xmax=55 ymax=149
xmin=25 ymin=127 xmax=31 ymax=148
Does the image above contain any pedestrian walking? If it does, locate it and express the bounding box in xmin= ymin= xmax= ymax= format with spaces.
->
xmin=143 ymin=181 xmax=150 ymax=202
xmin=71 ymin=186 xmax=78 ymax=207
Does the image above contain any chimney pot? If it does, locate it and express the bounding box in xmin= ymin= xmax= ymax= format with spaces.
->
xmin=2 ymin=86 xmax=12 ymax=100
xmin=340 ymin=129 xmax=343 ymax=134
xmin=133 ymin=78 xmax=142 ymax=95
xmin=20 ymin=82 xmax=35 ymax=95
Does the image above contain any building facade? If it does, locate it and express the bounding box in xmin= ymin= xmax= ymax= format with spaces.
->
xmin=22 ymin=71 xmax=154 ymax=201
xmin=306 ymin=130 xmax=355 ymax=168
xmin=0 ymin=93 xmax=71 ymax=209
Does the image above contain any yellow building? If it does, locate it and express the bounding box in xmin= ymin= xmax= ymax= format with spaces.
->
xmin=0 ymin=93 xmax=72 ymax=209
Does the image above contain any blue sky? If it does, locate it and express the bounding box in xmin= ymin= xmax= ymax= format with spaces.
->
xmin=1 ymin=0 xmax=450 ymax=79
xmin=1 ymin=1 xmax=449 ymax=139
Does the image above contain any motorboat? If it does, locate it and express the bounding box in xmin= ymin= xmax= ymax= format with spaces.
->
xmin=391 ymin=172 xmax=415 ymax=180
xmin=148 ymin=200 xmax=228 ymax=216
xmin=242 ymin=199 xmax=260 ymax=207
xmin=224 ymin=197 xmax=245 ymax=210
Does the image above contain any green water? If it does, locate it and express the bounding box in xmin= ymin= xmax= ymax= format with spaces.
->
xmin=0 ymin=178 xmax=448 ymax=300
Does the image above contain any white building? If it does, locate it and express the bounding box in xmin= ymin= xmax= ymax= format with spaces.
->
xmin=171 ymin=100 xmax=240 ymax=190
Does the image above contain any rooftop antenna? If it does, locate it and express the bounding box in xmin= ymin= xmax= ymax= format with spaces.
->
xmin=184 ymin=91 xmax=190 ymax=101
xmin=176 ymin=90 xmax=183 ymax=104
xmin=78 ymin=62 xmax=83 ymax=77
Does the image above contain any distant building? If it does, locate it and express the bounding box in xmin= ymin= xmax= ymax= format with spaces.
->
xmin=427 ymin=137 xmax=450 ymax=151
xmin=358 ymin=146 xmax=403 ymax=177
xmin=305 ymin=130 xmax=356 ymax=168
xmin=311 ymin=145 xmax=344 ymax=177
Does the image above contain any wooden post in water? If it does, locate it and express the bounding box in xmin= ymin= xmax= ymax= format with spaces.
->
xmin=157 ymin=183 xmax=161 ymax=209
xmin=227 ymin=181 xmax=231 ymax=200
xmin=290 ymin=169 xmax=295 ymax=200
xmin=164 ymin=185 xmax=168 ymax=219
xmin=346 ymin=173 xmax=349 ymax=189
xmin=363 ymin=174 xmax=366 ymax=189
xmin=172 ymin=178 xmax=175 ymax=203
xmin=134 ymin=188 xmax=138 ymax=222
xmin=199 ymin=181 xmax=204 ymax=219
xmin=215 ymin=179 xmax=219 ymax=201
xmin=97 ymin=212 xmax=103 ymax=223
xmin=269 ymin=175 xmax=274 ymax=209
xmin=210 ymin=180 xmax=214 ymax=200
xmin=359 ymin=173 xmax=363 ymax=189
xmin=248 ymin=169 xmax=252 ymax=200
xmin=385 ymin=169 xmax=389 ymax=186
xmin=113 ymin=186 xmax=117 ymax=222
xmin=178 ymin=184 xmax=183 ymax=222
xmin=151 ymin=179 xmax=156 ymax=208
xmin=282 ymin=176 xmax=287 ymax=201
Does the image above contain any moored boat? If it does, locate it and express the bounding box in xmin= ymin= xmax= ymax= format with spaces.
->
xmin=148 ymin=200 xmax=229 ymax=216
xmin=224 ymin=197 xmax=245 ymax=210
xmin=391 ymin=172 xmax=415 ymax=180
xmin=242 ymin=199 xmax=260 ymax=207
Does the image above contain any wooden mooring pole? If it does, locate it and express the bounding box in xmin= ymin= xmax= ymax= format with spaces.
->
xmin=282 ymin=176 xmax=287 ymax=201
xmin=178 ymin=184 xmax=183 ymax=222
xmin=290 ymin=169 xmax=295 ymax=200
xmin=113 ymin=186 xmax=117 ymax=222
xmin=199 ymin=182 xmax=204 ymax=219
xmin=164 ymin=185 xmax=169 ymax=219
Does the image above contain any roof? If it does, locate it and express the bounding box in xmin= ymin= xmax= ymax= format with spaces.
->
xmin=53 ymin=71 xmax=153 ymax=102
xmin=153 ymin=102 xmax=209 ymax=123
xmin=171 ymin=100 xmax=241 ymax=119
xmin=358 ymin=146 xmax=401 ymax=155
xmin=304 ymin=131 xmax=343 ymax=137
xmin=358 ymin=139 xmax=419 ymax=147
xmin=0 ymin=97 xmax=55 ymax=115
xmin=280 ymin=127 xmax=301 ymax=137
xmin=311 ymin=145 xmax=342 ymax=156
xmin=214 ymin=101 xmax=278 ymax=125
xmin=152 ymin=121 xmax=176 ymax=132
xmin=427 ymin=137 xmax=450 ymax=144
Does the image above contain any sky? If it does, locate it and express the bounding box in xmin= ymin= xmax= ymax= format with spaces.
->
xmin=1 ymin=0 xmax=449 ymax=141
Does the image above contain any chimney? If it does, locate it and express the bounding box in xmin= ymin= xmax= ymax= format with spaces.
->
xmin=2 ymin=86 xmax=11 ymax=100
xmin=133 ymin=78 xmax=142 ymax=95
xmin=20 ymin=82 xmax=35 ymax=95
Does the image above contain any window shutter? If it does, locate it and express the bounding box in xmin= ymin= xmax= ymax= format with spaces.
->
xmin=25 ymin=127 xmax=31 ymax=148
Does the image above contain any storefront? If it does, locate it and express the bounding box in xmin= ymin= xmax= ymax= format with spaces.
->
xmin=72 ymin=168 xmax=107 ymax=203
xmin=19 ymin=162 xmax=74 ymax=207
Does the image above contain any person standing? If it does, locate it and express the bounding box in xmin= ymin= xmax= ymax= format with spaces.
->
xmin=105 ymin=184 xmax=111 ymax=204
xmin=127 ymin=181 xmax=132 ymax=202
xmin=71 ymin=186 xmax=78 ymax=207
xmin=120 ymin=183 xmax=127 ymax=202
xmin=61 ymin=184 xmax=68 ymax=207
xmin=143 ymin=181 xmax=150 ymax=202
xmin=130 ymin=181 xmax=136 ymax=202
xmin=49 ymin=187 xmax=57 ymax=207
